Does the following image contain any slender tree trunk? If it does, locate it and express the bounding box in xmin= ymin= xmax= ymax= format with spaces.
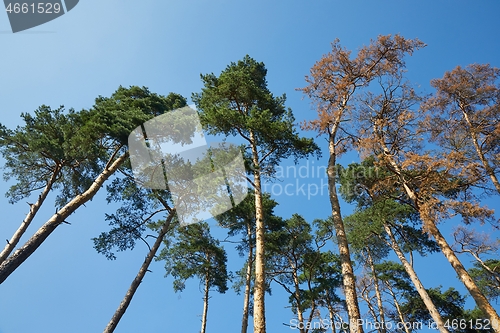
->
xmin=0 ymin=164 xmax=61 ymax=264
xmin=103 ymin=210 xmax=175 ymax=333
xmin=366 ymin=249 xmax=386 ymax=333
xmin=425 ymin=220 xmax=500 ymax=331
xmin=386 ymin=283 xmax=410 ymax=333
xmin=326 ymin=296 xmax=337 ymax=333
xmin=241 ymin=226 xmax=253 ymax=333
xmin=306 ymin=300 xmax=318 ymax=333
xmin=466 ymin=250 xmax=500 ymax=286
xmin=0 ymin=152 xmax=128 ymax=284
xmin=327 ymin=132 xmax=364 ymax=333
xmin=305 ymin=263 xmax=319 ymax=333
xmin=383 ymin=224 xmax=449 ymax=333
xmin=384 ymin=224 xmax=448 ymax=331
xmin=359 ymin=277 xmax=378 ymax=328
xmin=201 ymin=271 xmax=210 ymax=333
xmin=249 ymin=130 xmax=266 ymax=333
xmin=382 ymin=148 xmax=500 ymax=332
xmin=292 ymin=269 xmax=306 ymax=333
xmin=461 ymin=107 xmax=500 ymax=194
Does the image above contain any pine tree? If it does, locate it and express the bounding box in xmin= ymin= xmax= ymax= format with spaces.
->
xmin=158 ymin=222 xmax=229 ymax=333
xmin=299 ymin=35 xmax=425 ymax=333
xmin=193 ymin=55 xmax=319 ymax=333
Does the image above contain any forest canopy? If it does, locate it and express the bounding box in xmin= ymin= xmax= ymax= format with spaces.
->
xmin=0 ymin=35 xmax=499 ymax=333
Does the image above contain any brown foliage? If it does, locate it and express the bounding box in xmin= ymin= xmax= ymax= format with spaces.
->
xmin=352 ymin=70 xmax=494 ymax=230
xmin=299 ymin=34 xmax=425 ymax=137
xmin=421 ymin=64 xmax=500 ymax=194
xmin=350 ymin=58 xmax=500 ymax=327
xmin=299 ymin=34 xmax=425 ymax=333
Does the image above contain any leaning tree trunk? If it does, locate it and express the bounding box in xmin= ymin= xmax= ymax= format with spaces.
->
xmin=103 ymin=210 xmax=175 ymax=333
xmin=383 ymin=149 xmax=500 ymax=332
xmin=0 ymin=152 xmax=128 ymax=284
xmin=425 ymin=220 xmax=500 ymax=331
xmin=366 ymin=249 xmax=386 ymax=333
xmin=358 ymin=276 xmax=379 ymax=328
xmin=465 ymin=250 xmax=500 ymax=286
xmin=383 ymin=223 xmax=449 ymax=333
xmin=241 ymin=224 xmax=254 ymax=333
xmin=326 ymin=296 xmax=337 ymax=333
xmin=0 ymin=164 xmax=61 ymax=264
xmin=385 ymin=283 xmax=411 ymax=333
xmin=250 ymin=130 xmax=267 ymax=333
xmin=327 ymin=131 xmax=364 ymax=333
xmin=461 ymin=107 xmax=500 ymax=194
xmin=471 ymin=131 xmax=500 ymax=194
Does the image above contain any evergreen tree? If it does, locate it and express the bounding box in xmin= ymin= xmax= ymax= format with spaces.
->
xmin=215 ymin=190 xmax=282 ymax=333
xmin=299 ymin=35 xmax=425 ymax=333
xmin=422 ymin=64 xmax=500 ymax=194
xmin=193 ymin=55 xmax=319 ymax=333
xmin=158 ymin=222 xmax=229 ymax=333
xmin=352 ymin=65 xmax=500 ymax=328
xmin=339 ymin=159 xmax=449 ymax=333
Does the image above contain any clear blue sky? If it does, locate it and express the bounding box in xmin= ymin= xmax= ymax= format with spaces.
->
xmin=1 ymin=1 xmax=500 ymax=332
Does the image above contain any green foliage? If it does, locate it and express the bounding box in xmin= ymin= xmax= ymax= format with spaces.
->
xmin=400 ymin=286 xmax=466 ymax=325
xmin=374 ymin=262 xmax=481 ymax=332
xmin=158 ymin=222 xmax=229 ymax=294
xmin=339 ymin=159 xmax=439 ymax=259
xmin=89 ymin=86 xmax=187 ymax=145
xmin=337 ymin=156 xmax=387 ymax=207
xmin=192 ymin=55 xmax=319 ymax=176
xmin=399 ymin=287 xmax=494 ymax=333
xmin=267 ymin=214 xmax=343 ymax=320
xmin=267 ymin=214 xmax=313 ymax=263
xmin=0 ymin=105 xmax=103 ymax=205
xmin=299 ymin=249 xmax=343 ymax=312
xmin=344 ymin=199 xmax=439 ymax=258
xmin=469 ymin=259 xmax=500 ymax=303
xmin=374 ymin=261 xmax=415 ymax=295
xmin=460 ymin=308 xmax=495 ymax=333
xmin=0 ymin=86 xmax=187 ymax=209
xmin=92 ymin=176 xmax=172 ymax=260
xmin=216 ymin=189 xmax=283 ymax=257
xmin=215 ymin=190 xmax=284 ymax=301
xmin=91 ymin=87 xmax=187 ymax=258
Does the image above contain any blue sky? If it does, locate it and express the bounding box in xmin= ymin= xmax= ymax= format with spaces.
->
xmin=1 ymin=1 xmax=500 ymax=332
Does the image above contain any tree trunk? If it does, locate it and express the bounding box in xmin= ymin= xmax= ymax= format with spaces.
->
xmin=292 ymin=269 xmax=306 ymax=333
xmin=359 ymin=276 xmax=378 ymax=328
xmin=461 ymin=107 xmax=500 ymax=194
xmin=0 ymin=152 xmax=128 ymax=284
xmin=201 ymin=271 xmax=210 ymax=333
xmin=306 ymin=299 xmax=318 ymax=333
xmin=386 ymin=283 xmax=410 ymax=333
xmin=250 ymin=130 xmax=267 ymax=333
xmin=382 ymin=149 xmax=500 ymax=332
xmin=425 ymin=220 xmax=500 ymax=331
xmin=0 ymin=164 xmax=61 ymax=264
xmin=103 ymin=210 xmax=175 ymax=333
xmin=466 ymin=250 xmax=500 ymax=286
xmin=383 ymin=224 xmax=449 ymax=333
xmin=327 ymin=132 xmax=364 ymax=333
xmin=326 ymin=296 xmax=337 ymax=333
xmin=366 ymin=249 xmax=386 ymax=333
xmin=241 ymin=225 xmax=253 ymax=333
